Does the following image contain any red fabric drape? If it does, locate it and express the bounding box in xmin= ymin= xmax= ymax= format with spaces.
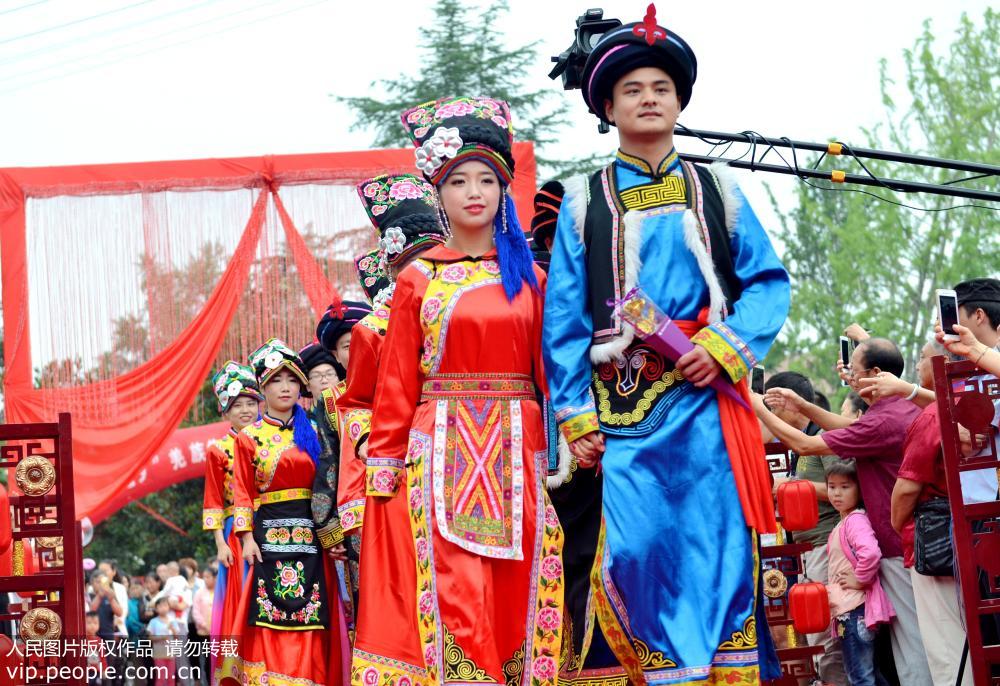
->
xmin=0 ymin=146 xmax=537 ymax=522
xmin=4 ymin=188 xmax=270 ymax=519
xmin=273 ymin=189 xmax=337 ymax=318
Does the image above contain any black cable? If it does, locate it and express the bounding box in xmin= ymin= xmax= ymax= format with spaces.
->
xmin=0 ymin=0 xmax=223 ymax=69
xmin=676 ymin=124 xmax=997 ymax=211
xmin=0 ymin=0 xmax=158 ymax=46
xmin=0 ymin=1 xmax=49 ymax=17
xmin=0 ymin=0 xmax=315 ymax=93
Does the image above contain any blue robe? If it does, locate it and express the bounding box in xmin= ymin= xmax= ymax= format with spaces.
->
xmin=543 ymin=150 xmax=789 ymax=685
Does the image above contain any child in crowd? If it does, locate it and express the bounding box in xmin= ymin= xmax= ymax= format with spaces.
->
xmin=826 ymin=461 xmax=895 ymax=686
xmin=146 ymin=597 xmax=180 ymax=686
xmin=84 ymin=611 xmax=106 ymax=686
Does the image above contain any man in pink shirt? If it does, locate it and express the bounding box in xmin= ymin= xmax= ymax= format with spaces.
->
xmin=754 ymin=338 xmax=931 ymax=686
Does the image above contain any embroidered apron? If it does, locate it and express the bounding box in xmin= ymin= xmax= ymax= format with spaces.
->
xmin=250 ymin=495 xmax=329 ymax=630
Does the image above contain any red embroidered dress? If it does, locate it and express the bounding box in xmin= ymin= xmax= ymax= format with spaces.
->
xmin=351 ymin=245 xmax=564 ymax=686
xmin=219 ymin=414 xmax=349 ymax=686
xmin=335 ymin=303 xmax=391 ymax=534
xmin=202 ymin=429 xmax=246 ymax=645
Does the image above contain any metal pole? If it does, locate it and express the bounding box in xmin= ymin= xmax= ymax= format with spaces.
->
xmin=679 ymin=154 xmax=1000 ymax=203
xmin=676 ymin=127 xmax=1000 ymax=177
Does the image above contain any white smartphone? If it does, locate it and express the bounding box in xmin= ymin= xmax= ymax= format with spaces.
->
xmin=937 ymin=289 xmax=960 ymax=341
xmin=839 ymin=336 xmax=851 ymax=386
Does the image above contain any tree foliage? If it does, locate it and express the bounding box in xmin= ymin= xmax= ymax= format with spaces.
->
xmin=338 ymin=0 xmax=602 ymax=177
xmin=768 ymin=9 xmax=999 ymax=399
xmin=86 ymin=479 xmax=213 ymax=574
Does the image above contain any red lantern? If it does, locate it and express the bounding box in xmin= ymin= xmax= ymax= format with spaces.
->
xmin=777 ymin=480 xmax=819 ymax=532
xmin=788 ymin=581 xmax=830 ymax=634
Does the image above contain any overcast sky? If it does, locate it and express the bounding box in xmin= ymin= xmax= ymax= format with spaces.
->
xmin=0 ymin=0 xmax=990 ymax=274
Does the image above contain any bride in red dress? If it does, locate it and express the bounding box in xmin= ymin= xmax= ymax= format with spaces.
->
xmin=350 ymin=97 xmax=564 ymax=686
xmin=219 ymin=338 xmax=349 ymax=686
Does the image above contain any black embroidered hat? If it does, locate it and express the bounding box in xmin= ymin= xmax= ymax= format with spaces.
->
xmin=298 ymin=342 xmax=337 ymax=376
xmin=248 ymin=338 xmax=310 ymax=396
xmin=400 ymin=96 xmax=515 ymax=185
xmin=356 ymin=174 xmax=445 ymax=269
xmin=316 ymin=300 xmax=372 ymax=353
xmin=530 ymin=180 xmax=565 ymax=251
xmin=581 ymin=3 xmax=697 ymax=123
xmin=355 ymin=248 xmax=392 ymax=306
xmin=211 ymin=361 xmax=263 ymax=413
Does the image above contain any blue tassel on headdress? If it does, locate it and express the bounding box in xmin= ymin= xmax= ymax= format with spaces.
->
xmin=494 ymin=192 xmax=540 ymax=302
xmin=291 ymin=403 xmax=321 ymax=467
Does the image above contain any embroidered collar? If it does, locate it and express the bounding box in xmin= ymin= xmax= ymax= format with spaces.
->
xmin=227 ymin=427 xmax=239 ymax=439
xmin=615 ymin=148 xmax=681 ymax=178
xmin=423 ymin=244 xmax=498 ymax=263
xmin=262 ymin=412 xmax=294 ymax=431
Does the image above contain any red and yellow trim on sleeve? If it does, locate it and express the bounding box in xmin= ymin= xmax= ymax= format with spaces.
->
xmin=343 ymin=408 xmax=373 ymax=451
xmin=691 ymin=325 xmax=751 ymax=383
xmin=232 ymin=506 xmax=254 ymax=533
xmin=202 ymin=508 xmax=225 ymax=531
xmin=338 ymin=500 xmax=364 ymax=534
xmin=365 ymin=457 xmax=404 ymax=497
xmin=557 ymin=410 xmax=601 ymax=444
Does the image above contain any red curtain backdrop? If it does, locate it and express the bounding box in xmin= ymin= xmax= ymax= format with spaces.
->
xmin=0 ymin=145 xmax=538 ymax=521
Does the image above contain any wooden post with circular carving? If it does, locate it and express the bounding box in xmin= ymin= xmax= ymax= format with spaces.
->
xmin=1 ymin=413 xmax=85 ymax=684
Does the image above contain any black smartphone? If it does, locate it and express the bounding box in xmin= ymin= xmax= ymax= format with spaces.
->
xmin=750 ymin=365 xmax=765 ymax=395
xmin=937 ymin=289 xmax=960 ymax=341
xmin=839 ymin=336 xmax=851 ymax=386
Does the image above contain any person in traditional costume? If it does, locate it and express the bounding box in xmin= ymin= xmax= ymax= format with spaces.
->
xmin=312 ymin=300 xmax=373 ymax=620
xmin=529 ymin=183 xmax=624 ymax=683
xmin=350 ymin=96 xmax=564 ymax=686
xmin=218 ymin=338 xmax=349 ymax=686
xmin=543 ymin=6 xmax=790 ymax=684
xmin=203 ymin=361 xmax=261 ymax=684
xmin=335 ymin=175 xmax=447 ymax=540
xmin=300 ymin=338 xmax=356 ymax=628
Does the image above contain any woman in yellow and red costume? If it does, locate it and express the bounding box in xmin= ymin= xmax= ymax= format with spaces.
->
xmin=202 ymin=361 xmax=261 ymax=682
xmin=350 ymin=97 xmax=564 ymax=686
xmin=219 ymin=338 xmax=349 ymax=686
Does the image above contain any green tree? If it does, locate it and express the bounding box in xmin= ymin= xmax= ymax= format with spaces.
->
xmin=768 ymin=9 xmax=1000 ymax=399
xmin=338 ymin=0 xmax=601 ymax=177
xmin=87 ymin=479 xmax=214 ymax=574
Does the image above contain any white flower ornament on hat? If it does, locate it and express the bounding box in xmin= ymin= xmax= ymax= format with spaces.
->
xmin=429 ymin=127 xmax=462 ymax=159
xmin=227 ymin=380 xmax=243 ymax=397
xmin=415 ymin=127 xmax=463 ymax=175
xmin=264 ymin=351 xmax=283 ymax=370
xmin=219 ymin=391 xmax=230 ymax=406
xmin=381 ymin=227 xmax=406 ymax=255
xmin=415 ymin=145 xmax=442 ymax=175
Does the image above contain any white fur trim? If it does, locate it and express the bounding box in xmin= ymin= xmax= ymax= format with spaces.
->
xmin=546 ymin=435 xmax=574 ymax=489
xmin=561 ymin=174 xmax=589 ymax=244
xmin=683 ymin=210 xmax=726 ymax=324
xmin=709 ymin=161 xmax=742 ymax=234
xmin=589 ymin=209 xmax=644 ymax=364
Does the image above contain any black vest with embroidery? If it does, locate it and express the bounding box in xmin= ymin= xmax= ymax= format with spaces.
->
xmin=583 ymin=160 xmax=743 ymax=436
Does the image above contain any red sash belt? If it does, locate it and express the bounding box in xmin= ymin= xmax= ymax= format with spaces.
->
xmin=677 ymin=315 xmax=776 ymax=534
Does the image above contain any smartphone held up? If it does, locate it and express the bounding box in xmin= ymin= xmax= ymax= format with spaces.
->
xmin=937 ymin=289 xmax=960 ymax=341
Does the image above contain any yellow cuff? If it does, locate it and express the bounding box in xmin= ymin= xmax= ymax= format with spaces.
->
xmin=365 ymin=458 xmax=404 ymax=497
xmin=202 ymin=509 xmax=224 ymax=531
xmin=337 ymin=501 xmax=364 ymax=534
xmin=232 ymin=507 xmax=254 ymax=533
xmin=558 ymin=411 xmax=600 ymax=443
xmin=343 ymin=409 xmax=372 ymax=451
xmin=691 ymin=327 xmax=749 ymax=383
